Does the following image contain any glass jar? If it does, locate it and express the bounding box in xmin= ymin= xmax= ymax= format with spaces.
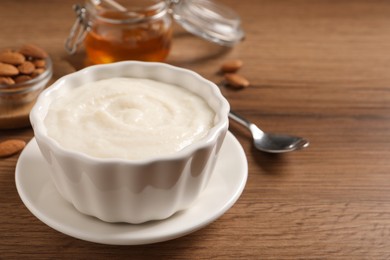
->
xmin=66 ymin=0 xmax=244 ymax=64
xmin=66 ymin=0 xmax=172 ymax=64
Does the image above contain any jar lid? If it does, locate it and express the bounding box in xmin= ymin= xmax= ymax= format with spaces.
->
xmin=170 ymin=0 xmax=244 ymax=46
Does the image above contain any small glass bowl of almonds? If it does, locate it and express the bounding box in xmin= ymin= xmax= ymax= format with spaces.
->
xmin=0 ymin=44 xmax=52 ymax=105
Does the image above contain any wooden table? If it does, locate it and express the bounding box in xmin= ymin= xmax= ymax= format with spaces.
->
xmin=2 ymin=0 xmax=390 ymax=258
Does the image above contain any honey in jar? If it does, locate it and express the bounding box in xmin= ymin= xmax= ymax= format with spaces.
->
xmin=66 ymin=0 xmax=245 ymax=64
xmin=84 ymin=1 xmax=172 ymax=64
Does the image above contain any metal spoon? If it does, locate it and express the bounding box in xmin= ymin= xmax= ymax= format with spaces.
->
xmin=229 ymin=110 xmax=309 ymax=153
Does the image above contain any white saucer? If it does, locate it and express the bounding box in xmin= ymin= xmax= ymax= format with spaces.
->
xmin=15 ymin=131 xmax=247 ymax=245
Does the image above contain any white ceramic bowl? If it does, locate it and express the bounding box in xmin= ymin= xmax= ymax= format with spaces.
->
xmin=30 ymin=61 xmax=229 ymax=224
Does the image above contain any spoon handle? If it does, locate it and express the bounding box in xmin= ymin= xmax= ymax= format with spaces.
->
xmin=228 ymin=110 xmax=253 ymax=129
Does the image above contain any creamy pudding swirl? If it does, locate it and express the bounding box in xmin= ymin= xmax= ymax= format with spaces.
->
xmin=44 ymin=77 xmax=215 ymax=160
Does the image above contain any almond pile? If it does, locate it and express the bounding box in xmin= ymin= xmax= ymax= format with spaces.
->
xmin=220 ymin=59 xmax=250 ymax=89
xmin=0 ymin=44 xmax=48 ymax=86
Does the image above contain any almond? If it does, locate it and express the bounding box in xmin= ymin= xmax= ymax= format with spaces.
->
xmin=19 ymin=44 xmax=48 ymax=59
xmin=14 ymin=75 xmax=32 ymax=83
xmin=31 ymin=68 xmax=45 ymax=77
xmin=221 ymin=59 xmax=243 ymax=73
xmin=0 ymin=76 xmax=15 ymax=85
xmin=0 ymin=139 xmax=26 ymax=158
xmin=0 ymin=62 xmax=19 ymax=76
xmin=224 ymin=73 xmax=250 ymax=88
xmin=0 ymin=51 xmax=26 ymax=65
xmin=18 ymin=61 xmax=35 ymax=74
xmin=33 ymin=59 xmax=46 ymax=68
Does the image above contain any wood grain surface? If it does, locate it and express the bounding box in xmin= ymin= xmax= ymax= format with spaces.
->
xmin=2 ymin=0 xmax=390 ymax=259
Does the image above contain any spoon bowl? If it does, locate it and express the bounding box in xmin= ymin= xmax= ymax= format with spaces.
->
xmin=229 ymin=110 xmax=309 ymax=153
